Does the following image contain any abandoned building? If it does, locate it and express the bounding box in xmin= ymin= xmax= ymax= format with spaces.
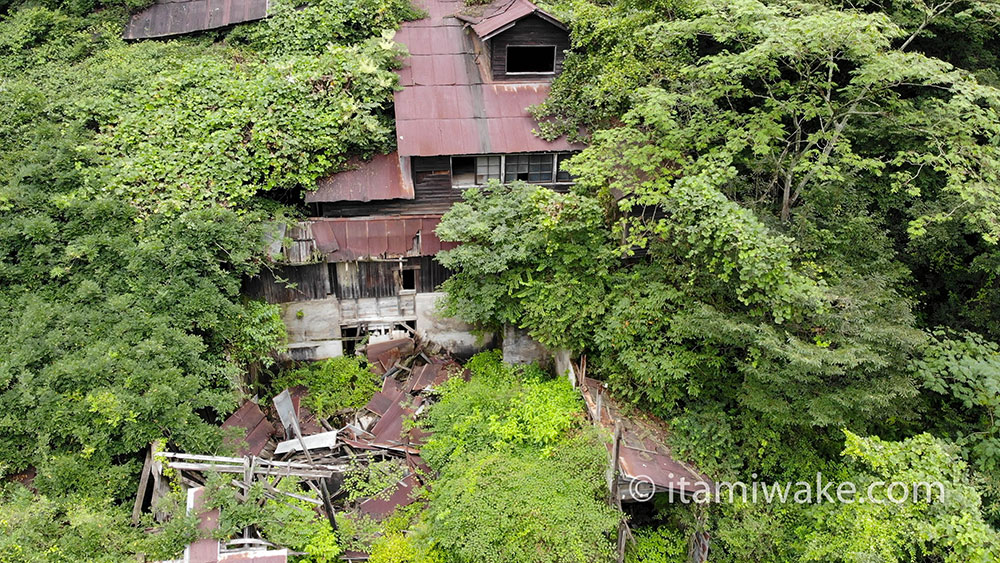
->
xmin=237 ymin=0 xmax=584 ymax=360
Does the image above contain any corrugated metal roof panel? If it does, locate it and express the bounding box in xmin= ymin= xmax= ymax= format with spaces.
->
xmin=307 ymin=152 xmax=414 ymax=203
xmin=296 ymin=216 xmax=452 ymax=262
xmin=391 ymin=0 xmax=581 ymax=157
xmin=123 ymin=0 xmax=268 ymax=40
xmin=580 ymin=377 xmax=712 ymax=497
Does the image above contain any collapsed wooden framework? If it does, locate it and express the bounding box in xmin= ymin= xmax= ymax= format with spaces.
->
xmin=133 ymin=335 xmax=464 ymax=562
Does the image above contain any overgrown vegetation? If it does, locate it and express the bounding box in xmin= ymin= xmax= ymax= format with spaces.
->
xmin=273 ymin=355 xmax=381 ymax=419
xmin=0 ymin=0 xmax=415 ymax=558
xmin=435 ymin=0 xmax=1000 ymax=558
xmin=369 ymin=351 xmax=619 ymax=563
xmin=4 ymin=0 xmax=1000 ymax=558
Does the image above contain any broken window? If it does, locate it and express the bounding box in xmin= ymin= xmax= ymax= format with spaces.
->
xmin=505 ymin=154 xmax=554 ymax=183
xmin=451 ymin=156 xmax=475 ymax=186
xmin=506 ymin=45 xmax=556 ymax=74
xmin=452 ymin=156 xmax=500 ymax=187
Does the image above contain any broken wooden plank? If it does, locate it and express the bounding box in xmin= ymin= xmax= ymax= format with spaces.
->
xmin=274 ymin=430 xmax=339 ymax=456
xmin=132 ymin=446 xmax=153 ymax=525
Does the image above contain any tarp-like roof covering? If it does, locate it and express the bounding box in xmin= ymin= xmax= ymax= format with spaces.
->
xmin=307 ymin=152 xmax=414 ymax=203
xmin=124 ymin=0 xmax=268 ymax=39
xmin=392 ymin=0 xmax=582 ymax=157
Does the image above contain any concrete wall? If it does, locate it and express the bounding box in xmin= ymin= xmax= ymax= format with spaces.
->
xmin=502 ymin=325 xmax=550 ymax=366
xmin=278 ymin=292 xmax=493 ymax=361
xmin=281 ymin=297 xmax=344 ymax=361
xmin=415 ymin=293 xmax=495 ymax=360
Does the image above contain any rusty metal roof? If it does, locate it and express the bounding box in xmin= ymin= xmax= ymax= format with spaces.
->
xmin=580 ymin=377 xmax=712 ymax=498
xmin=304 ymin=216 xmax=456 ymax=262
xmin=392 ymin=0 xmax=582 ymax=157
xmin=458 ymin=0 xmax=566 ymax=41
xmin=307 ymin=152 xmax=414 ymax=204
xmin=222 ymin=401 xmax=276 ymax=457
xmin=123 ymin=0 xmax=268 ymax=40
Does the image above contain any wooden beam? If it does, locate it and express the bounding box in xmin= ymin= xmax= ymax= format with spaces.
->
xmin=131 ymin=447 xmax=153 ymax=525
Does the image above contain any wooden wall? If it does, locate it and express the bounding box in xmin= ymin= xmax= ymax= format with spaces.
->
xmin=489 ymin=15 xmax=570 ymax=81
xmin=316 ymin=157 xmax=457 ymax=217
xmin=243 ymin=263 xmax=330 ymax=303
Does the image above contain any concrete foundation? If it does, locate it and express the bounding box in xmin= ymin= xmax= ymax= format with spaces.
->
xmin=278 ymin=292 xmax=493 ymax=361
xmin=501 ymin=325 xmax=551 ymax=366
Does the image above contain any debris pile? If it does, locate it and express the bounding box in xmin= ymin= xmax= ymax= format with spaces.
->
xmin=137 ymin=336 xmax=466 ymax=562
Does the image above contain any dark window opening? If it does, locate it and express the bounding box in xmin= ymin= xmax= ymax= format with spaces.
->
xmin=451 ymin=156 xmax=475 ymax=186
xmin=452 ymin=156 xmax=500 ymax=187
xmin=506 ymin=45 xmax=556 ymax=74
xmin=556 ymin=153 xmax=574 ymax=182
xmin=341 ymin=325 xmax=360 ymax=356
xmin=401 ymin=268 xmax=416 ymax=292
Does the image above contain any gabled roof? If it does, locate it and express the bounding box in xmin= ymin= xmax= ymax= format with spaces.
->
xmin=124 ymin=0 xmax=268 ymax=40
xmin=392 ymin=0 xmax=582 ymax=157
xmin=457 ymin=0 xmax=567 ymax=41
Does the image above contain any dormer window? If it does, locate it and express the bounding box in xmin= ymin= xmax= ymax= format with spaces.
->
xmin=505 ymin=45 xmax=556 ymax=74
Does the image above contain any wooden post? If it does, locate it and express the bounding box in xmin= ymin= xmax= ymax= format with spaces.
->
xmin=131 ymin=446 xmax=153 ymax=525
xmin=688 ymin=505 xmax=710 ymax=563
xmin=319 ymin=479 xmax=338 ymax=533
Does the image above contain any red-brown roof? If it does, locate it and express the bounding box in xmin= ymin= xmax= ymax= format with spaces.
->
xmin=392 ymin=0 xmax=582 ymax=157
xmin=459 ymin=0 xmax=566 ymax=41
xmin=124 ymin=0 xmax=268 ymax=40
xmin=580 ymin=377 xmax=712 ymax=498
xmin=307 ymin=216 xmax=456 ymax=261
xmin=307 ymin=152 xmax=414 ymax=204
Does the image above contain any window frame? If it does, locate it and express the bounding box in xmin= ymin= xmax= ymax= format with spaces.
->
xmin=451 ymin=155 xmax=502 ymax=187
xmin=451 ymin=153 xmax=577 ymax=187
xmin=504 ymin=44 xmax=557 ymax=75
xmin=504 ymin=153 xmax=555 ymax=183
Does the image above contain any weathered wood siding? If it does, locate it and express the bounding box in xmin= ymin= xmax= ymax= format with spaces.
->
xmin=490 ymin=15 xmax=570 ymax=81
xmin=316 ymin=157 xmax=457 ymax=217
xmin=243 ymin=263 xmax=330 ymax=304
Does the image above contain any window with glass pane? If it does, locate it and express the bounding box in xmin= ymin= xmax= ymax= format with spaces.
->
xmin=556 ymin=153 xmax=574 ymax=182
xmin=475 ymin=156 xmax=501 ymax=184
xmin=505 ymin=154 xmax=553 ymax=183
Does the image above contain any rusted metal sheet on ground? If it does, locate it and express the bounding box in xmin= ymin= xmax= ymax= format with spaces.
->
xmin=222 ymin=402 xmax=276 ymax=457
xmin=358 ymin=474 xmax=419 ymax=519
xmin=581 ymin=377 xmax=712 ymax=499
xmin=307 ymin=152 xmax=415 ymax=204
xmin=124 ymin=0 xmax=268 ymax=40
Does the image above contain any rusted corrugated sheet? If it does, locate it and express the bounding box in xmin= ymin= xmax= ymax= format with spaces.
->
xmin=462 ymin=0 xmax=565 ymax=40
xmin=307 ymin=152 xmax=415 ymax=204
xmin=392 ymin=0 xmax=583 ymax=157
xmin=311 ymin=216 xmax=456 ymax=262
xmin=581 ymin=377 xmax=712 ymax=497
xmin=124 ymin=0 xmax=268 ymax=40
xmin=222 ymin=402 xmax=276 ymax=457
xmin=358 ymin=474 xmax=419 ymax=518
